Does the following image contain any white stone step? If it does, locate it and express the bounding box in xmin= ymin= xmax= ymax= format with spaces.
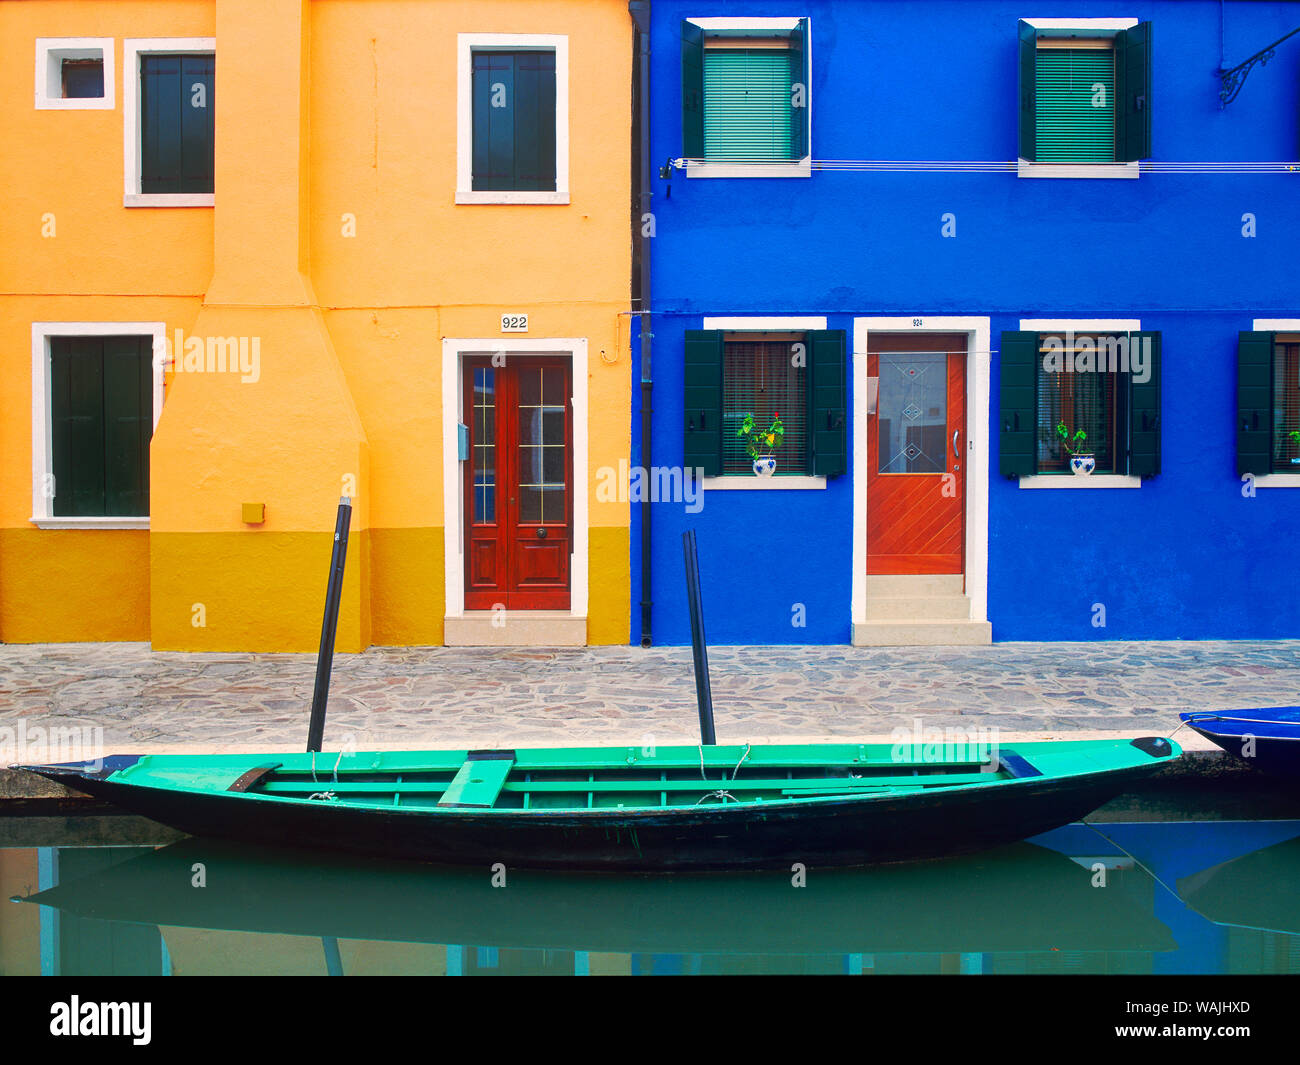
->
xmin=851 ymin=620 xmax=993 ymax=646
xmin=865 ymin=574 xmax=965 ymax=597
xmin=864 ymin=595 xmax=972 ymax=621
xmin=445 ymin=612 xmax=587 ymax=647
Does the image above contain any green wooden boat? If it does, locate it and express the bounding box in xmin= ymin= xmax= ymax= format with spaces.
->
xmin=16 ymin=512 xmax=1180 ymax=871
xmin=24 ymin=737 xmax=1178 ymax=870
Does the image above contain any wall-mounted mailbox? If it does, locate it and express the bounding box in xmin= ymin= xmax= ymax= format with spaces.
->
xmin=866 ymin=376 xmax=879 ymax=416
xmin=242 ymin=503 xmax=265 ymax=524
xmin=457 ymin=423 xmax=470 ymax=460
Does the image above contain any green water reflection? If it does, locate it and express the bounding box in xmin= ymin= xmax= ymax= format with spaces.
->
xmin=4 ymin=819 xmax=1298 ymax=975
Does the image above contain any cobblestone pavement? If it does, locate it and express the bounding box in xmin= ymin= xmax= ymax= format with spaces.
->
xmin=2 ymin=640 xmax=1299 ymax=754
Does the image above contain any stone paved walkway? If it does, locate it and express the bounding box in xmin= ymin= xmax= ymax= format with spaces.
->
xmin=2 ymin=640 xmax=1299 ymax=754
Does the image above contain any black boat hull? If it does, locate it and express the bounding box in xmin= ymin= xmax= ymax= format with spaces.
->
xmin=46 ymin=763 xmax=1162 ymax=871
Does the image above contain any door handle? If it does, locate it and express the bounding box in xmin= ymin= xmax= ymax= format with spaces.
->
xmin=952 ymin=430 xmax=960 ymax=459
xmin=536 ymin=527 xmax=547 ymax=539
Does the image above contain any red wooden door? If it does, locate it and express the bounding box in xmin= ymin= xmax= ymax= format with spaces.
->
xmin=464 ymin=358 xmax=572 ymax=610
xmin=866 ymin=334 xmax=966 ymax=575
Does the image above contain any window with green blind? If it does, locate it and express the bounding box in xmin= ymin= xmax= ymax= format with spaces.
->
xmin=1236 ymin=332 xmax=1300 ymax=474
xmin=1017 ymin=21 xmax=1151 ymax=164
xmin=703 ymin=50 xmax=796 ymax=162
xmin=472 ymin=50 xmax=557 ymax=191
xmin=49 ymin=336 xmax=153 ymax=517
xmin=681 ymin=20 xmax=809 ymax=163
xmin=1035 ymin=48 xmax=1115 ymax=162
xmin=999 ymin=330 xmax=1162 ymax=478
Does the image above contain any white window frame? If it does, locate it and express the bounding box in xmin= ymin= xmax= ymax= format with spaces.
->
xmin=31 ymin=322 xmax=165 ymax=529
xmin=35 ymin=38 xmax=115 ymax=110
xmin=1248 ymin=319 xmax=1300 ymax=488
xmin=455 ymin=34 xmax=570 ymax=205
xmin=123 ymin=38 xmax=216 ymax=208
xmin=698 ymin=316 xmax=827 ymax=489
xmin=1016 ymin=317 xmax=1143 ymax=488
xmin=685 ymin=17 xmax=812 ymax=179
xmin=1017 ymin=18 xmax=1140 ymax=180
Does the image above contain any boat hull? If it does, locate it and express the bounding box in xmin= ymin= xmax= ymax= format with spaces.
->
xmin=1180 ymin=708 xmax=1300 ymax=778
xmin=26 ymin=746 xmax=1173 ymax=871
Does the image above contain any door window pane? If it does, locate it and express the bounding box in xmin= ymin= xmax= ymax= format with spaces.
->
xmin=517 ymin=366 xmax=565 ymax=523
xmin=473 ymin=368 xmax=496 ymax=524
xmin=877 ymin=352 xmax=946 ymax=474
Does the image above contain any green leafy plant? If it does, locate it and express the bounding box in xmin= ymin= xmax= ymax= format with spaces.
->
xmin=738 ymin=412 xmax=785 ymax=460
xmin=1289 ymin=429 xmax=1300 ymax=448
xmin=1055 ymin=421 xmax=1091 ymax=457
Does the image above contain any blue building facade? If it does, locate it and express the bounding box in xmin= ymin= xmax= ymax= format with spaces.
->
xmin=632 ymin=0 xmax=1300 ymax=646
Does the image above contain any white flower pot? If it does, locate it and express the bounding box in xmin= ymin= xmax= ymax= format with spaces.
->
xmin=753 ymin=456 xmax=777 ymax=477
xmin=1070 ymin=455 xmax=1096 ymax=476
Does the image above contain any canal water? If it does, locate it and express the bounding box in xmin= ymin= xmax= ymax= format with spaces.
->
xmin=3 ymin=809 xmax=1298 ymax=976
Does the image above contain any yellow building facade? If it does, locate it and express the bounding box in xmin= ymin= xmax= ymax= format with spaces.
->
xmin=0 ymin=0 xmax=632 ymax=651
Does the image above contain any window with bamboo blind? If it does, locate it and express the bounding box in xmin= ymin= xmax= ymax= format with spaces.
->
xmin=1036 ymin=335 xmax=1122 ymax=473
xmin=722 ymin=339 xmax=808 ymax=475
xmin=1273 ymin=338 xmax=1300 ymax=468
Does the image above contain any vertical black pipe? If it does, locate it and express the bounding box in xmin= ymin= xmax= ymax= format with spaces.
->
xmin=630 ymin=0 xmax=654 ymax=647
xmin=682 ymin=530 xmax=716 ymax=745
xmin=306 ymin=496 xmax=353 ymax=754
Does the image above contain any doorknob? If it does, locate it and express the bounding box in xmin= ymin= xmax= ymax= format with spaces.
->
xmin=536 ymin=527 xmax=548 ymax=539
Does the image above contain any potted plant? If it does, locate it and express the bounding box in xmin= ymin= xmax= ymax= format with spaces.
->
xmin=738 ymin=412 xmax=784 ymax=477
xmin=1056 ymin=421 xmax=1095 ymax=476
xmin=1289 ymin=429 xmax=1300 ymax=465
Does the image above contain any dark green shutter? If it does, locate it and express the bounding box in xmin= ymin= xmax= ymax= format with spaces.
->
xmin=51 ymin=338 xmax=105 ymax=517
xmin=684 ymin=330 xmax=724 ymax=476
xmin=808 ymin=329 xmax=847 ymax=476
xmin=1000 ymin=331 xmax=1038 ymax=477
xmin=681 ymin=21 xmax=705 ymax=158
xmin=103 ymin=337 xmax=152 ymax=516
xmin=790 ymin=17 xmax=810 ymax=158
xmin=50 ymin=337 xmax=151 ymax=517
xmin=1237 ymin=331 xmax=1275 ymax=476
xmin=1116 ymin=22 xmax=1152 ymax=162
xmin=472 ymin=52 xmax=556 ymax=192
xmin=1017 ymin=21 xmax=1037 ymax=161
xmin=1127 ymin=331 xmax=1161 ymax=478
xmin=141 ymin=54 xmax=214 ymax=194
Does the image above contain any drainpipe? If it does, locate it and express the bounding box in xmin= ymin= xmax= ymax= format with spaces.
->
xmin=629 ymin=0 xmax=654 ymax=646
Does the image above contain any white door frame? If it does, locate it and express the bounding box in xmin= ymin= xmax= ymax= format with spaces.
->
xmin=851 ymin=317 xmax=990 ymax=627
xmin=441 ymin=337 xmax=589 ymax=619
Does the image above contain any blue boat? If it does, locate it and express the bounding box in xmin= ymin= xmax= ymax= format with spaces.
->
xmin=1180 ymin=708 xmax=1300 ymax=777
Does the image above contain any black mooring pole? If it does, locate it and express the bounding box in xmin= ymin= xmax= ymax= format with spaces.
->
xmin=307 ymin=496 xmax=353 ymax=753
xmin=682 ymin=530 xmax=717 ymax=745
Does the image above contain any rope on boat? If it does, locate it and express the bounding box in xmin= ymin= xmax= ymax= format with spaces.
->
xmin=308 ymin=791 xmax=339 ymax=802
xmin=311 ymin=750 xmax=318 ymax=785
xmin=1183 ymin=714 xmax=1297 ymax=728
xmin=332 ymin=749 xmax=344 ymax=783
xmin=692 ymin=742 xmax=750 ymax=804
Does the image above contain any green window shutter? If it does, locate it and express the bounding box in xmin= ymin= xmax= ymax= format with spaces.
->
xmin=103 ymin=337 xmax=152 ymax=516
xmin=808 ymin=329 xmax=847 ymax=477
xmin=681 ymin=21 xmax=705 ymax=158
xmin=1115 ymin=22 xmax=1152 ymax=162
xmin=1017 ymin=21 xmax=1037 ymax=161
xmin=1000 ymin=331 xmax=1038 ymax=478
xmin=790 ymin=17 xmax=810 ymax=158
xmin=51 ymin=338 xmax=106 ymax=517
xmin=703 ymin=49 xmax=795 ymax=161
xmin=472 ymin=52 xmax=556 ymax=192
xmin=1237 ymin=331 xmax=1275 ymax=476
xmin=1034 ymin=48 xmax=1115 ymax=162
xmin=141 ymin=54 xmax=214 ymax=194
xmin=684 ymin=330 xmax=724 ymax=477
xmin=1127 ymin=331 xmax=1161 ymax=478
